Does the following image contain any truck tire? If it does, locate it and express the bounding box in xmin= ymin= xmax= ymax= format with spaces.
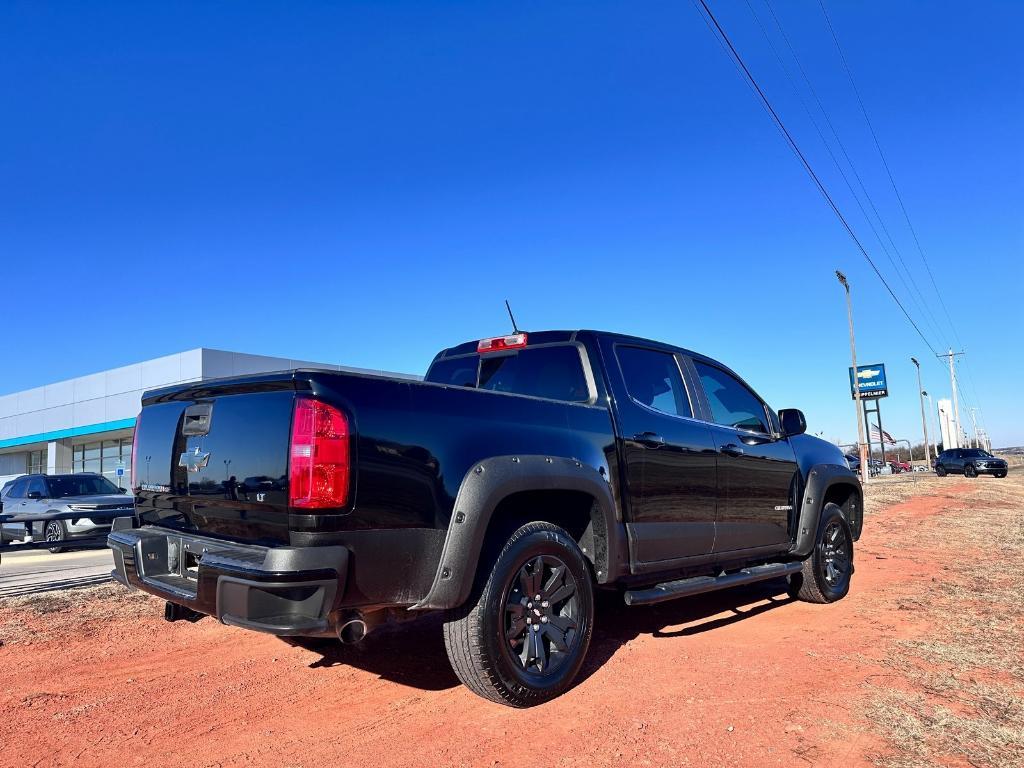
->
xmin=789 ymin=503 xmax=854 ymax=604
xmin=45 ymin=520 xmax=67 ymax=554
xmin=442 ymin=521 xmax=594 ymax=707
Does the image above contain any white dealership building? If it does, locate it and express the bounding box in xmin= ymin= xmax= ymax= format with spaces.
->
xmin=0 ymin=349 xmax=410 ymax=488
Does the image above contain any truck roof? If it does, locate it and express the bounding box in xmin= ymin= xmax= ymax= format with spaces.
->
xmin=434 ymin=329 xmax=709 ymax=364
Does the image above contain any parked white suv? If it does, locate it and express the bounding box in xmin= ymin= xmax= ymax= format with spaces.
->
xmin=0 ymin=473 xmax=134 ymax=553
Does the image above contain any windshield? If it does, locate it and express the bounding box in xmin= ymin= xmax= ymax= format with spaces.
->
xmin=47 ymin=475 xmax=123 ymax=498
xmin=962 ymin=449 xmax=994 ymax=458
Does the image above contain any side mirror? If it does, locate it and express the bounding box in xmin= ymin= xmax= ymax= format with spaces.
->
xmin=778 ymin=408 xmax=807 ymax=438
xmin=26 ymin=490 xmax=44 ymax=500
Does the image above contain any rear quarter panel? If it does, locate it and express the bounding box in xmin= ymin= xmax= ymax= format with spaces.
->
xmin=305 ymin=371 xmax=618 ymax=533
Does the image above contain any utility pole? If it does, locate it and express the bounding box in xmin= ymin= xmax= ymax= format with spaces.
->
xmin=936 ymin=348 xmax=964 ymax=448
xmin=969 ymin=408 xmax=980 ymax=449
xmin=911 ymin=357 xmax=931 ymax=467
xmin=837 ymin=271 xmax=869 ymax=485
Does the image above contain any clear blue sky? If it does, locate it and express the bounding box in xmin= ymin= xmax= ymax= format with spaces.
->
xmin=2 ymin=1 xmax=1021 ymax=447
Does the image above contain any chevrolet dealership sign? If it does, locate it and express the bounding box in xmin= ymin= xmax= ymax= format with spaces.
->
xmin=849 ymin=363 xmax=888 ymax=400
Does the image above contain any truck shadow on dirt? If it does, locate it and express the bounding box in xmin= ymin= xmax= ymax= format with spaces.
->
xmin=284 ymin=578 xmax=795 ymax=693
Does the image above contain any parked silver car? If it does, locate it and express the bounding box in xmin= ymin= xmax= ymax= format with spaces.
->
xmin=0 ymin=473 xmax=134 ymax=553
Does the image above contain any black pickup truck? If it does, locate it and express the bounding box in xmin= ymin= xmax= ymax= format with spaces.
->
xmin=110 ymin=329 xmax=862 ymax=706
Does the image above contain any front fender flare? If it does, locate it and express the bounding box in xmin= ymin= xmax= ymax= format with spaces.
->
xmin=411 ymin=455 xmax=624 ymax=611
xmin=789 ymin=463 xmax=862 ymax=558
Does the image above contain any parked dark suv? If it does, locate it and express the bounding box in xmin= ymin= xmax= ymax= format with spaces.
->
xmin=934 ymin=448 xmax=1008 ymax=478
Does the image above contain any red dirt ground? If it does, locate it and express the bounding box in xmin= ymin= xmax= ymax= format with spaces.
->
xmin=0 ymin=481 xmax=976 ymax=768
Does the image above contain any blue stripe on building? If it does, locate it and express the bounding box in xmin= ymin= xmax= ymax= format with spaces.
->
xmin=0 ymin=418 xmax=137 ymax=450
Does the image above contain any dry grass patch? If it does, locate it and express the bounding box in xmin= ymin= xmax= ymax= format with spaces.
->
xmin=1 ymin=582 xmax=159 ymax=646
xmin=863 ymin=474 xmax=962 ymax=516
xmin=867 ymin=471 xmax=1024 ymax=768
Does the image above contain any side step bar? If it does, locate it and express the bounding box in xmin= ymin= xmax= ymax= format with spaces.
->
xmin=624 ymin=561 xmax=802 ymax=607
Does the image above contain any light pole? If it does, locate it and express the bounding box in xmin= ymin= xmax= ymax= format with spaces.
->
xmin=836 ymin=271 xmax=869 ymax=485
xmin=910 ymin=357 xmax=931 ymax=468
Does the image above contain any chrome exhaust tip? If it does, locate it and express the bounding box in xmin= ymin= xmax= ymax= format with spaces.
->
xmin=338 ymin=618 xmax=368 ymax=644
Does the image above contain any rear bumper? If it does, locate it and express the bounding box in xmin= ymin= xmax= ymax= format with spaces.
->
xmin=108 ymin=524 xmax=348 ymax=637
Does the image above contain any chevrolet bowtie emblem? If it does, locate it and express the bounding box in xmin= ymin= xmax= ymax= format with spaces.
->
xmin=179 ymin=447 xmax=211 ymax=473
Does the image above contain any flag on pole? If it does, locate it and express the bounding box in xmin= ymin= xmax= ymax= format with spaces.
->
xmin=870 ymin=425 xmax=897 ymax=445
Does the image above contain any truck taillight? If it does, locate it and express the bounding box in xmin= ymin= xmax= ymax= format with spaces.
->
xmin=478 ymin=333 xmax=528 ymax=353
xmin=289 ymin=398 xmax=350 ymax=509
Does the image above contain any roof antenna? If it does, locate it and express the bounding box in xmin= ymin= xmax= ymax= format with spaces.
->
xmin=504 ymin=299 xmax=521 ymax=334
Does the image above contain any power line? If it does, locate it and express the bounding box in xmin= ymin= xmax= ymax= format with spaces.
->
xmin=816 ymin=0 xmax=987 ymax=425
xmin=758 ymin=0 xmax=950 ymax=350
xmin=744 ymin=0 xmax=947 ymax=350
xmin=816 ymin=0 xmax=965 ymax=356
xmin=690 ymin=0 xmax=939 ymax=357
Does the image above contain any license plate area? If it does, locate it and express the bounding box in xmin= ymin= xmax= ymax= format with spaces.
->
xmin=137 ymin=534 xmax=204 ymax=597
xmin=179 ymin=539 xmax=207 ymax=584
xmin=183 ymin=549 xmax=201 ymax=581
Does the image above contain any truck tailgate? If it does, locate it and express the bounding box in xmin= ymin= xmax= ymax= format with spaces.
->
xmin=134 ymin=384 xmax=296 ymax=545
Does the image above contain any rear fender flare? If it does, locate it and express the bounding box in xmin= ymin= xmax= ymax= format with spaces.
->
xmin=411 ymin=455 xmax=624 ymax=611
xmin=789 ymin=463 xmax=863 ymax=558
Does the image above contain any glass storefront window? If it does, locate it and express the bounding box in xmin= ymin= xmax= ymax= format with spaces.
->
xmin=28 ymin=449 xmax=47 ymax=474
xmin=71 ymin=437 xmax=132 ymax=490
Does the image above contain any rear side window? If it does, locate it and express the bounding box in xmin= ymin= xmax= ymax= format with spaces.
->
xmin=478 ymin=346 xmax=590 ymax=403
xmin=694 ymin=361 xmax=770 ymax=434
xmin=616 ymin=346 xmax=692 ymax=418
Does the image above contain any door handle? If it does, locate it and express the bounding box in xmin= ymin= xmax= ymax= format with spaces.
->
xmin=633 ymin=432 xmax=666 ymax=448
xmin=720 ymin=443 xmax=745 ymax=457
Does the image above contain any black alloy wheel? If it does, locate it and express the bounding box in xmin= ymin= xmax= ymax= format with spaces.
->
xmin=965 ymin=464 xmax=977 ymax=478
xmin=502 ymin=554 xmax=581 ymax=677
xmin=790 ymin=502 xmax=854 ymax=604
xmin=818 ymin=519 xmax=852 ymax=591
xmin=443 ymin=521 xmax=594 ymax=707
xmin=936 ymin=464 xmax=947 ymax=477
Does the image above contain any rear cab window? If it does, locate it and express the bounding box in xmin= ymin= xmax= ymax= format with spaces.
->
xmin=424 ymin=357 xmax=478 ymax=388
xmin=426 ymin=344 xmax=592 ymax=403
